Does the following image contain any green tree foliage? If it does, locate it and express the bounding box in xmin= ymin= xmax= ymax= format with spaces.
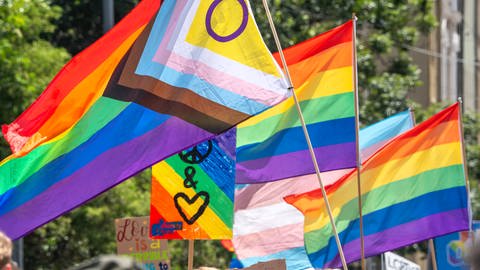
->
xmin=251 ymin=0 xmax=436 ymax=125
xmin=49 ymin=0 xmax=139 ymax=55
xmin=3 ymin=0 xmax=479 ymax=269
xmin=0 ymin=0 xmax=70 ymax=158
xmin=25 ymin=170 xmax=151 ymax=270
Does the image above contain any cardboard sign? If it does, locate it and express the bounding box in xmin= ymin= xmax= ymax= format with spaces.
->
xmin=115 ymin=216 xmax=169 ymax=270
xmin=150 ymin=132 xmax=235 ymax=240
xmin=384 ymin=252 xmax=420 ymax=270
xmin=237 ymin=259 xmax=287 ymax=270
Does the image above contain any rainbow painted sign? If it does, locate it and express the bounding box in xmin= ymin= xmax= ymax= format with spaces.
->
xmin=150 ymin=129 xmax=235 ymax=239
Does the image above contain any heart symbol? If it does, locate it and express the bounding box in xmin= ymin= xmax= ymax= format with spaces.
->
xmin=174 ymin=191 xmax=210 ymax=225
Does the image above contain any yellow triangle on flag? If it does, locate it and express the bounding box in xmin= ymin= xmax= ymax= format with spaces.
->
xmin=185 ymin=0 xmax=282 ymax=77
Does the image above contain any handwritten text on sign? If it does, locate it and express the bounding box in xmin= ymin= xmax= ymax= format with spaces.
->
xmin=115 ymin=216 xmax=169 ymax=270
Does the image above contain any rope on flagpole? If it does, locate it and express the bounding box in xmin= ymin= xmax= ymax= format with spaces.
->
xmin=260 ymin=1 xmax=348 ymax=269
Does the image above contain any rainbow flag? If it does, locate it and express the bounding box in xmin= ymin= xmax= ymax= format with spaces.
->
xmin=232 ymin=110 xmax=414 ymax=270
xmin=150 ymin=129 xmax=235 ymax=239
xmin=147 ymin=20 xmax=353 ymax=240
xmin=236 ymin=20 xmax=356 ymax=184
xmin=0 ymin=0 xmax=288 ymax=240
xmin=285 ymin=103 xmax=470 ymax=268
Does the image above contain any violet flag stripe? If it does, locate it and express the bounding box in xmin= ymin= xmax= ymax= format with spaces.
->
xmin=236 ymin=142 xmax=356 ymax=184
xmin=322 ymin=208 xmax=469 ymax=268
xmin=0 ymin=117 xmax=212 ymax=240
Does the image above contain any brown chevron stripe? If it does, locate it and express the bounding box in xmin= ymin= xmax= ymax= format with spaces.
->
xmin=104 ymin=50 xmax=240 ymax=133
xmin=103 ymin=18 xmax=249 ymax=133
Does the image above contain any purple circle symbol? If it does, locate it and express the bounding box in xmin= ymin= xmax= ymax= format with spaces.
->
xmin=205 ymin=0 xmax=249 ymax=42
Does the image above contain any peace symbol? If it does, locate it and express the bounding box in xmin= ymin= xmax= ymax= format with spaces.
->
xmin=178 ymin=140 xmax=213 ymax=164
xmin=205 ymin=0 xmax=249 ymax=42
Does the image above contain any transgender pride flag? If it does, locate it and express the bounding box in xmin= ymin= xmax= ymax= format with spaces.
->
xmin=233 ymin=110 xmax=414 ymax=269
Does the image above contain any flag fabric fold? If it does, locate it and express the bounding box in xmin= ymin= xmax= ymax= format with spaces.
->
xmin=0 ymin=0 xmax=288 ymax=240
xmin=232 ymin=110 xmax=414 ymax=269
xmin=285 ymin=103 xmax=469 ymax=269
xmin=235 ymin=20 xmax=356 ymax=184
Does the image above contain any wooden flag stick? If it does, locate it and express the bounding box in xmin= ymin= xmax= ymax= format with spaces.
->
xmin=428 ymin=239 xmax=438 ymax=270
xmin=261 ymin=1 xmax=348 ymax=269
xmin=188 ymin=239 xmax=194 ymax=270
xmin=351 ymin=14 xmax=366 ymax=270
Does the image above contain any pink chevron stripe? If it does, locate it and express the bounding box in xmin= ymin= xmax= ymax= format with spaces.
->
xmin=150 ymin=1 xmax=283 ymax=105
xmin=234 ymin=170 xmax=347 ymax=211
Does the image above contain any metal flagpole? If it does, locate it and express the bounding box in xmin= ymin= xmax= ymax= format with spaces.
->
xmin=102 ymin=0 xmax=114 ymax=33
xmin=260 ymin=1 xmax=348 ymax=269
xmin=409 ymin=107 xmax=416 ymax=126
xmin=187 ymin=239 xmax=194 ymax=270
xmin=351 ymin=14 xmax=366 ymax=270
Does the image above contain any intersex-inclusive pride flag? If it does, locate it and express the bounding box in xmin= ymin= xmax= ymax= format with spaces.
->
xmin=285 ymin=103 xmax=470 ymax=269
xmin=236 ymin=20 xmax=356 ymax=184
xmin=150 ymin=129 xmax=235 ymax=239
xmin=0 ymin=0 xmax=288 ymax=239
xmin=232 ymin=110 xmax=414 ymax=270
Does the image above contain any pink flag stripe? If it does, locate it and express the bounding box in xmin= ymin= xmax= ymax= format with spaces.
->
xmin=234 ymin=222 xmax=305 ymax=258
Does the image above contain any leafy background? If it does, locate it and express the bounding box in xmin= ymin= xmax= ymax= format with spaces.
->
xmin=0 ymin=0 xmax=477 ymax=269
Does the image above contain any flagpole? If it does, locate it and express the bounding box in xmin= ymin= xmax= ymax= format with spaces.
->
xmin=188 ymin=239 xmax=194 ymax=270
xmin=457 ymin=98 xmax=474 ymax=236
xmin=428 ymin=239 xmax=438 ymax=270
xmin=351 ymin=14 xmax=366 ymax=270
xmin=260 ymin=1 xmax=348 ymax=269
xmin=409 ymin=107 xmax=416 ymax=126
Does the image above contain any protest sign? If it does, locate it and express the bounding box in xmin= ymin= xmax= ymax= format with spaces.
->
xmin=384 ymin=252 xmax=420 ymax=270
xmin=115 ymin=216 xmax=169 ymax=270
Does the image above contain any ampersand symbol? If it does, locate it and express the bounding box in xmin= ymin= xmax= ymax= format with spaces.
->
xmin=183 ymin=166 xmax=198 ymax=189
xmin=178 ymin=140 xmax=213 ymax=164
